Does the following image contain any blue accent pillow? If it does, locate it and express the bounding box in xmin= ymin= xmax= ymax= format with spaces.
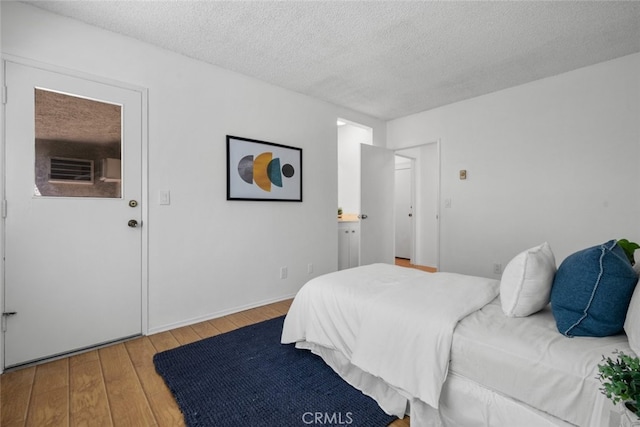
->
xmin=551 ymin=240 xmax=639 ymax=337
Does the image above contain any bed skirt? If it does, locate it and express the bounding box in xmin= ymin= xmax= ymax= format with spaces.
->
xmin=294 ymin=341 xmax=613 ymax=427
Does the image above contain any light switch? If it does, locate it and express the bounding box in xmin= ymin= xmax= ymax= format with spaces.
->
xmin=159 ymin=190 xmax=171 ymax=205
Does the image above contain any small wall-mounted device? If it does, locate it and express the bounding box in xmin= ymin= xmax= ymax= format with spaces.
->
xmin=459 ymin=170 xmax=467 ymax=180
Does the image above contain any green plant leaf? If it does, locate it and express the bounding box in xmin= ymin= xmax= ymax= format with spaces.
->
xmin=598 ymin=351 xmax=640 ymax=410
xmin=617 ymin=239 xmax=640 ymax=265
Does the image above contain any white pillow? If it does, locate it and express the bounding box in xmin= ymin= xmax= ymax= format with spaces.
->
xmin=500 ymin=242 xmax=557 ymax=317
xmin=624 ymin=279 xmax=640 ymax=356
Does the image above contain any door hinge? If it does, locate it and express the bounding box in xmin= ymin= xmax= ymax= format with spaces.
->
xmin=2 ymin=85 xmax=6 ymax=104
xmin=1 ymin=200 xmax=6 ymax=218
xmin=1 ymin=312 xmax=16 ymax=332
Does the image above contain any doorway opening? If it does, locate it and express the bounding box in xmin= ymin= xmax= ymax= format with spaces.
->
xmin=395 ymin=141 xmax=440 ymax=272
xmin=394 ymin=154 xmax=414 ymax=261
xmin=337 ymin=118 xmax=372 ymax=218
xmin=336 ymin=118 xmax=374 ymax=270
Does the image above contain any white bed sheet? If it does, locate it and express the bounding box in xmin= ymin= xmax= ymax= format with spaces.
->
xmin=281 ymin=263 xmax=499 ymax=421
xmin=282 ymin=264 xmax=630 ymax=426
xmin=450 ymin=297 xmax=630 ymax=427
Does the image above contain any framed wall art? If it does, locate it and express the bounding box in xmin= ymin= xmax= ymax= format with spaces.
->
xmin=226 ymin=135 xmax=302 ymax=201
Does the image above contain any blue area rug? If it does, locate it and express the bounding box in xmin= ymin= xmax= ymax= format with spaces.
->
xmin=153 ymin=316 xmax=397 ymax=427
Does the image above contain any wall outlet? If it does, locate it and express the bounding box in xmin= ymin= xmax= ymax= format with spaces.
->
xmin=307 ymin=263 xmax=313 ymax=274
xmin=280 ymin=266 xmax=288 ymax=279
xmin=493 ymin=263 xmax=503 ymax=275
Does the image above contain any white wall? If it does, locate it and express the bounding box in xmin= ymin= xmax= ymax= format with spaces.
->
xmin=388 ymin=53 xmax=640 ymax=277
xmin=0 ymin=2 xmax=385 ymax=338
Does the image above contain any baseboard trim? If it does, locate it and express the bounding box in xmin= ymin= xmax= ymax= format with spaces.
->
xmin=147 ymin=293 xmax=296 ymax=335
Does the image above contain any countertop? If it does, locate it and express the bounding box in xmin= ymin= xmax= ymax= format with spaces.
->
xmin=338 ymin=213 xmax=360 ymax=223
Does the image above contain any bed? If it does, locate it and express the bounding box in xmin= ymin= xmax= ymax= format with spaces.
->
xmin=281 ymin=241 xmax=640 ymax=427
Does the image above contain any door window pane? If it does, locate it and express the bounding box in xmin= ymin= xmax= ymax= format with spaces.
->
xmin=34 ymin=88 xmax=122 ymax=198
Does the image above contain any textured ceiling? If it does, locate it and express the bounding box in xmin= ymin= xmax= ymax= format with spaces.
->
xmin=24 ymin=1 xmax=640 ymax=121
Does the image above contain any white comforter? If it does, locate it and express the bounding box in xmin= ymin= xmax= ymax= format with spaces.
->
xmin=281 ymin=263 xmax=499 ymax=410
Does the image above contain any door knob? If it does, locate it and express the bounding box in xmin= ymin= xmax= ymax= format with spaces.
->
xmin=359 ymin=214 xmax=368 ymax=219
xmin=128 ymin=219 xmax=138 ymax=228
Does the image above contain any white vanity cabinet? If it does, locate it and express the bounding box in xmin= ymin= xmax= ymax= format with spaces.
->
xmin=338 ymin=221 xmax=360 ymax=270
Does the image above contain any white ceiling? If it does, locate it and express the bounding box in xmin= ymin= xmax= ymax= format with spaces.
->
xmin=24 ymin=1 xmax=640 ymax=121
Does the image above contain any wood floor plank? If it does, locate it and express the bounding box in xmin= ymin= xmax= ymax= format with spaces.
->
xmin=125 ymin=337 xmax=183 ymax=424
xmin=1 ymin=366 xmax=35 ymax=425
xmin=145 ymin=390 xmax=185 ymax=427
xmin=390 ymin=417 xmax=411 ymax=426
xmin=206 ymin=316 xmax=238 ymax=334
xmin=147 ymin=331 xmax=181 ymax=353
xmin=69 ymin=350 xmax=99 ymax=368
xmin=69 ymin=358 xmax=112 ymax=427
xmin=189 ymin=320 xmax=222 ymax=339
xmin=239 ymin=306 xmax=271 ymax=323
xmin=125 ymin=338 xmax=168 ymax=397
xmin=224 ymin=311 xmax=254 ymax=329
xmin=99 ymin=344 xmax=156 ymax=426
xmin=271 ymin=299 xmax=293 ymax=315
xmin=102 ymin=376 xmax=156 ymax=427
xmin=32 ymin=359 xmax=68 ymax=396
xmin=1 ymin=365 xmax=36 ymax=390
xmin=255 ymin=303 xmax=285 ymax=319
xmin=124 ymin=337 xmax=157 ymax=369
xmin=395 ymin=257 xmax=437 ymax=273
xmin=169 ymin=325 xmax=201 ymax=346
xmin=130 ymin=364 xmax=167 ymax=398
xmin=25 ymin=386 xmax=68 ymax=427
xmin=98 ymin=344 xmax=132 ymax=382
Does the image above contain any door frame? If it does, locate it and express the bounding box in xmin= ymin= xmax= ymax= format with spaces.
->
xmin=0 ymin=55 xmax=149 ymax=372
xmin=394 ymin=140 xmax=441 ymax=270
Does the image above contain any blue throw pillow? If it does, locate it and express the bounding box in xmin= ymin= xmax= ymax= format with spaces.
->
xmin=551 ymin=240 xmax=639 ymax=337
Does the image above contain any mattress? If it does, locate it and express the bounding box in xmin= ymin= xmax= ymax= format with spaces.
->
xmin=281 ymin=263 xmax=499 ymax=411
xmin=450 ymin=297 xmax=631 ymax=427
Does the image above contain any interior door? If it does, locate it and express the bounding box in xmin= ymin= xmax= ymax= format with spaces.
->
xmin=419 ymin=142 xmax=440 ymax=269
xmin=394 ymin=161 xmax=412 ymax=259
xmin=3 ymin=61 xmax=143 ymax=368
xmin=360 ymin=144 xmax=395 ymax=266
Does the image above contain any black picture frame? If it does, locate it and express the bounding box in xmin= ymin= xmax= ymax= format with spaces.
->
xmin=226 ymin=135 xmax=303 ymax=202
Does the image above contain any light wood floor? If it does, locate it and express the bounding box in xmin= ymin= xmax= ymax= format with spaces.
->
xmin=1 ymin=299 xmax=410 ymax=427
xmin=394 ymin=257 xmax=437 ymax=273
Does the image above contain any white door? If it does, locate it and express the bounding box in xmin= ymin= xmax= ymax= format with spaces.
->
xmin=360 ymin=144 xmax=395 ymax=266
xmin=394 ymin=162 xmax=412 ymax=259
xmin=3 ymin=61 xmax=143 ymax=368
xmin=419 ymin=142 xmax=440 ymax=269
